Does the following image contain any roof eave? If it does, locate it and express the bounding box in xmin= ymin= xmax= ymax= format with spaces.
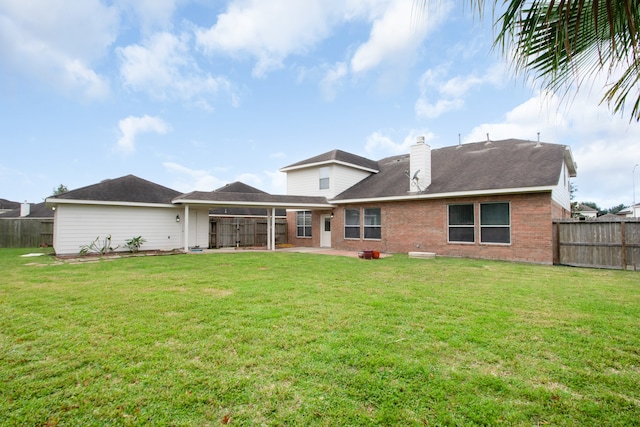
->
xmin=45 ymin=198 xmax=177 ymax=209
xmin=280 ymin=160 xmax=378 ymax=174
xmin=174 ymin=198 xmax=333 ymax=210
xmin=329 ymin=186 xmax=556 ymax=204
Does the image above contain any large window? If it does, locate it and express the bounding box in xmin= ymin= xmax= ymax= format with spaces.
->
xmin=480 ymin=203 xmax=510 ymax=244
xmin=448 ymin=204 xmax=474 ymax=243
xmin=319 ymin=167 xmax=330 ymax=190
xmin=296 ymin=211 xmax=312 ymax=238
xmin=344 ymin=209 xmax=360 ymax=239
xmin=364 ymin=208 xmax=381 ymax=239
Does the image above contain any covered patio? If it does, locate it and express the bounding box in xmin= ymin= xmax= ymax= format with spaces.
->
xmin=172 ymin=191 xmax=333 ymax=252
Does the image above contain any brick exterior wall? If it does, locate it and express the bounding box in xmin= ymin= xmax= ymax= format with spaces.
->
xmin=288 ymin=192 xmax=560 ymax=264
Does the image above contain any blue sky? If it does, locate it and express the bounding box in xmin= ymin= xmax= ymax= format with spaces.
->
xmin=1 ymin=0 xmax=639 ymax=210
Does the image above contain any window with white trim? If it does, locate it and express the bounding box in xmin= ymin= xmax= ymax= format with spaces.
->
xmin=296 ymin=211 xmax=312 ymax=238
xmin=448 ymin=204 xmax=474 ymax=243
xmin=364 ymin=208 xmax=381 ymax=239
xmin=319 ymin=167 xmax=330 ymax=190
xmin=480 ymin=202 xmax=510 ymax=244
xmin=344 ymin=208 xmax=360 ymax=239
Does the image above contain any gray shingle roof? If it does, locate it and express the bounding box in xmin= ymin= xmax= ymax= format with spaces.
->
xmin=332 ymin=139 xmax=572 ymax=201
xmin=175 ymin=190 xmax=330 ymax=208
xmin=210 ymin=181 xmax=285 ymax=216
xmin=280 ymin=149 xmax=379 ymax=172
xmin=49 ymin=175 xmax=181 ymax=204
xmin=0 ymin=202 xmax=54 ymax=218
xmin=0 ymin=199 xmax=20 ymax=210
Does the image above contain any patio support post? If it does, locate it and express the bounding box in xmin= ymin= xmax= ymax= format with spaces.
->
xmin=183 ymin=204 xmax=189 ymax=252
xmin=271 ymin=207 xmax=276 ymax=251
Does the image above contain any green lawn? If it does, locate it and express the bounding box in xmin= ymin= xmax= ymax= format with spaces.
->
xmin=1 ymin=248 xmax=639 ymax=426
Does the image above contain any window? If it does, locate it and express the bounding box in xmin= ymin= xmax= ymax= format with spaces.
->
xmin=319 ymin=167 xmax=330 ymax=190
xmin=296 ymin=211 xmax=312 ymax=238
xmin=344 ymin=209 xmax=360 ymax=239
xmin=364 ymin=208 xmax=381 ymax=239
xmin=448 ymin=204 xmax=474 ymax=243
xmin=480 ymin=203 xmax=510 ymax=244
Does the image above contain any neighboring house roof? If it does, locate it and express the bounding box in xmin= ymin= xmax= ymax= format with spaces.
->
xmin=332 ymin=139 xmax=573 ymax=201
xmin=209 ymin=181 xmax=286 ymax=217
xmin=0 ymin=199 xmax=20 ymax=210
xmin=0 ymin=202 xmax=54 ymax=218
xmin=47 ymin=174 xmax=181 ymax=205
xmin=280 ymin=149 xmax=379 ymax=173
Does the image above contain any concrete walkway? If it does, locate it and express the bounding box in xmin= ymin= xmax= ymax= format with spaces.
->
xmin=204 ymin=246 xmax=391 ymax=258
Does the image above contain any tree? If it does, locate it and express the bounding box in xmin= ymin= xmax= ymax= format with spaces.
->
xmin=415 ymin=0 xmax=640 ymax=121
xmin=52 ymin=184 xmax=68 ymax=195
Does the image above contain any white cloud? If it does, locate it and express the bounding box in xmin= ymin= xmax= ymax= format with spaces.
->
xmin=415 ymin=63 xmax=507 ymax=119
xmin=0 ymin=0 xmax=118 ymax=98
xmin=196 ymin=0 xmax=339 ymax=77
xmin=116 ymin=115 xmax=170 ymax=153
xmin=350 ymin=0 xmax=450 ymax=74
xmin=163 ymin=162 xmax=225 ymax=193
xmin=118 ymin=31 xmax=234 ymax=105
xmin=365 ymin=130 xmax=435 ymax=157
xmin=320 ymin=62 xmax=348 ymax=101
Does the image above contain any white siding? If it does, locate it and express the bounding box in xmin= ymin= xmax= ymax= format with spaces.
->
xmin=186 ymin=207 xmax=210 ymax=249
xmin=53 ymin=204 xmax=185 ymax=255
xmin=286 ymin=164 xmax=372 ymax=197
xmin=551 ymin=163 xmax=571 ymax=210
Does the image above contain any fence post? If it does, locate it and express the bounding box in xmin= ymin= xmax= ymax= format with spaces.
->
xmin=621 ymin=221 xmax=627 ymax=270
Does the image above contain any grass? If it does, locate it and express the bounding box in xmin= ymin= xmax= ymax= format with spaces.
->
xmin=1 ymin=248 xmax=639 ymax=426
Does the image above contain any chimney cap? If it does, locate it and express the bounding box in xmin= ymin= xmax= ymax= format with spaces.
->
xmin=416 ymin=135 xmax=425 ymax=144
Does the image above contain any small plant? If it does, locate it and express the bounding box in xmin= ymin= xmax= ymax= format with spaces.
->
xmin=125 ymin=236 xmax=146 ymax=253
xmin=79 ymin=235 xmax=119 ymax=256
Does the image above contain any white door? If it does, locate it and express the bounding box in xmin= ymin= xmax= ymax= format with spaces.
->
xmin=320 ymin=215 xmax=332 ymax=248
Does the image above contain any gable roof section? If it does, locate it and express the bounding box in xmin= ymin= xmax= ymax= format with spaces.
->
xmin=47 ymin=175 xmax=181 ymax=206
xmin=210 ymin=181 xmax=285 ymax=216
xmin=215 ymin=181 xmax=267 ymax=194
xmin=332 ymin=139 xmax=573 ymax=202
xmin=280 ymin=149 xmax=379 ymax=173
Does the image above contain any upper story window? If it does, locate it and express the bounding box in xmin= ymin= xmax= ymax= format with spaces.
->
xmin=296 ymin=211 xmax=312 ymax=238
xmin=319 ymin=167 xmax=330 ymax=190
xmin=344 ymin=208 xmax=360 ymax=239
xmin=364 ymin=208 xmax=381 ymax=239
xmin=480 ymin=202 xmax=510 ymax=244
xmin=448 ymin=204 xmax=474 ymax=243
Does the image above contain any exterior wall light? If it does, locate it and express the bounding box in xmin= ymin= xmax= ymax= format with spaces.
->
xmin=176 ymin=215 xmax=180 ymax=222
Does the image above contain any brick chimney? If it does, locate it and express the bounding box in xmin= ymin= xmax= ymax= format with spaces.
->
xmin=409 ymin=136 xmax=431 ymax=192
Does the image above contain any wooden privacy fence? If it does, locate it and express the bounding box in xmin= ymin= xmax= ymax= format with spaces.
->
xmin=209 ymin=218 xmax=288 ymax=248
xmin=0 ymin=218 xmax=54 ymax=248
xmin=554 ymin=220 xmax=640 ymax=270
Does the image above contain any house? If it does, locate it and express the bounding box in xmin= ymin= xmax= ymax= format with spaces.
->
xmin=46 ymin=175 xmax=331 ymax=255
xmin=572 ymin=203 xmax=599 ymax=219
xmin=46 ymin=137 xmax=577 ymax=264
xmin=46 ymin=175 xmax=203 ymax=255
xmin=280 ymin=137 xmax=577 ymax=264
xmin=0 ymin=199 xmax=20 ymax=215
